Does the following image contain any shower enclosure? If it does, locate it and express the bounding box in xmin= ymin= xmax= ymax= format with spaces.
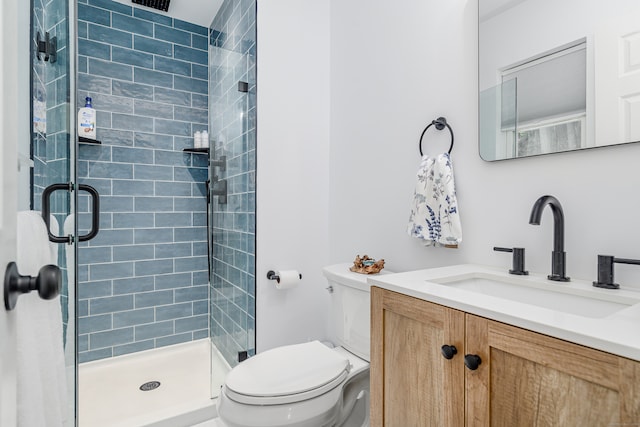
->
xmin=209 ymin=0 xmax=257 ymax=385
xmin=30 ymin=0 xmax=77 ymax=425
xmin=23 ymin=0 xmax=256 ymax=424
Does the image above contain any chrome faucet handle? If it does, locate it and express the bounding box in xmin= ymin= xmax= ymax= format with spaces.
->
xmin=593 ymin=255 xmax=640 ymax=289
xmin=493 ymin=247 xmax=528 ymax=276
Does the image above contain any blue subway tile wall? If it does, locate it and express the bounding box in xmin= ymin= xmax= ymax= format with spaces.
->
xmin=209 ymin=0 xmax=257 ymax=368
xmin=77 ymin=0 xmax=209 ymax=362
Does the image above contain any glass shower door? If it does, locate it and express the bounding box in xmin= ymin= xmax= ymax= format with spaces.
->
xmin=30 ymin=0 xmax=77 ymax=424
xmin=208 ymin=0 xmax=257 ymax=397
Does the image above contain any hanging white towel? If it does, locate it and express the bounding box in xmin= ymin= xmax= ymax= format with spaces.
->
xmin=63 ymin=215 xmax=75 ymax=369
xmin=407 ymin=153 xmax=462 ymax=247
xmin=16 ymin=211 xmax=67 ymax=427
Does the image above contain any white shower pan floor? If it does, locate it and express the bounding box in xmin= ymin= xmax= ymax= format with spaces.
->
xmin=79 ymin=339 xmax=226 ymax=427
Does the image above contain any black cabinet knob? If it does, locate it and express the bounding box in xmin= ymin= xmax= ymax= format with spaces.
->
xmin=441 ymin=344 xmax=458 ymax=360
xmin=464 ymin=354 xmax=482 ymax=370
xmin=4 ymin=262 xmax=61 ymax=311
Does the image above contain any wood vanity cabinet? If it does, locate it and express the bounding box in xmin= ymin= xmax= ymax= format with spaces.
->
xmin=370 ymin=286 xmax=640 ymax=427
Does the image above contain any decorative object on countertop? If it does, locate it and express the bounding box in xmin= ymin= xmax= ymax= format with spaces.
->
xmin=408 ymin=117 xmax=461 ymax=248
xmin=350 ymin=255 xmax=385 ymax=274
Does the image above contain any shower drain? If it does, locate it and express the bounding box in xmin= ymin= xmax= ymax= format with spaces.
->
xmin=139 ymin=381 xmax=161 ymax=391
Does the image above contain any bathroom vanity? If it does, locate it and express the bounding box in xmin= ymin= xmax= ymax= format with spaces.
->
xmin=368 ymin=265 xmax=640 ymax=426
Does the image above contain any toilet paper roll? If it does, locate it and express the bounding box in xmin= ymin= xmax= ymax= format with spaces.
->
xmin=275 ymin=270 xmax=301 ymax=290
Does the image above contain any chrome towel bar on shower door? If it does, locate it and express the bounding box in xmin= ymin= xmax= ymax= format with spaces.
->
xmin=41 ymin=182 xmax=100 ymax=244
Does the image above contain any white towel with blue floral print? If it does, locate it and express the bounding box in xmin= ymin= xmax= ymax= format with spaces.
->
xmin=407 ymin=152 xmax=462 ymax=247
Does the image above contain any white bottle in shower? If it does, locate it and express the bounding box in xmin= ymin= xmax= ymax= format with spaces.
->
xmin=201 ymin=131 xmax=209 ymax=148
xmin=78 ymin=96 xmax=96 ymax=140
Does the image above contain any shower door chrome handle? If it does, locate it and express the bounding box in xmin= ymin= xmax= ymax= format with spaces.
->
xmin=42 ymin=182 xmax=100 ymax=243
xmin=77 ymin=184 xmax=100 ymax=242
xmin=42 ymin=183 xmax=74 ymax=244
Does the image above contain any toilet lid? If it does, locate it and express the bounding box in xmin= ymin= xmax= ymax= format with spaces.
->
xmin=224 ymin=341 xmax=351 ymax=405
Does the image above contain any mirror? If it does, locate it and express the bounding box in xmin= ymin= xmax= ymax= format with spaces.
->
xmin=479 ymin=0 xmax=640 ymax=161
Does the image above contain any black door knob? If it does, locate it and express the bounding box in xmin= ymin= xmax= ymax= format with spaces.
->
xmin=464 ymin=354 xmax=482 ymax=370
xmin=4 ymin=262 xmax=61 ymax=311
xmin=35 ymin=265 xmax=61 ymax=300
xmin=441 ymin=344 xmax=458 ymax=360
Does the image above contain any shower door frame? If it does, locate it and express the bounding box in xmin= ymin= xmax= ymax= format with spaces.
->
xmin=208 ymin=0 xmax=258 ymax=387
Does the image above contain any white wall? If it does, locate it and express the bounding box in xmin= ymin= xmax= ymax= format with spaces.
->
xmin=256 ymin=0 xmax=331 ymax=352
xmin=329 ymin=0 xmax=640 ymax=292
xmin=256 ymin=0 xmax=640 ymax=352
xmin=329 ymin=0 xmax=474 ymax=271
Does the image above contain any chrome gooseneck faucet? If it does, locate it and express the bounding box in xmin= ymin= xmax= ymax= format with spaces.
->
xmin=529 ymin=195 xmax=570 ymax=282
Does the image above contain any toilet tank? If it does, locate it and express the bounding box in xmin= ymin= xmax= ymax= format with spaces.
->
xmin=322 ymin=263 xmax=392 ymax=361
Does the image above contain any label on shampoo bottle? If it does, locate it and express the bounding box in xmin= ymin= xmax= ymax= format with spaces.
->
xmin=78 ymin=96 xmax=96 ymax=139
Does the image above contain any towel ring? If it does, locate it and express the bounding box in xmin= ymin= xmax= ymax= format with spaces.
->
xmin=419 ymin=117 xmax=454 ymax=156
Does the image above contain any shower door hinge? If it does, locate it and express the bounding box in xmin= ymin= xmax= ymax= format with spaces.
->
xmin=36 ymin=31 xmax=57 ymax=64
xmin=238 ymin=351 xmax=248 ymax=363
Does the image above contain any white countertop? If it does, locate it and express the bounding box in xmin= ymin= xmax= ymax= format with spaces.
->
xmin=367 ymin=264 xmax=640 ymax=362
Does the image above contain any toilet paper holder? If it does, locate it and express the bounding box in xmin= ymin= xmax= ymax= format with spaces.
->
xmin=266 ymin=270 xmax=302 ymax=282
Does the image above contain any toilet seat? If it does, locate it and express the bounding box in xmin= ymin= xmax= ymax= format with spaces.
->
xmin=224 ymin=341 xmax=351 ymax=406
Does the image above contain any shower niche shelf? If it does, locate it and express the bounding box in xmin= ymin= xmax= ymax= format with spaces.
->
xmin=79 ymin=136 xmax=101 ymax=145
xmin=183 ymin=148 xmax=209 ymax=154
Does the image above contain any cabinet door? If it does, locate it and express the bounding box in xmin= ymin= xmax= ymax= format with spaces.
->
xmin=465 ymin=314 xmax=640 ymax=426
xmin=371 ymin=287 xmax=465 ymax=427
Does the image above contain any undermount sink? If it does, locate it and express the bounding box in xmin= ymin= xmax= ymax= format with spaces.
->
xmin=429 ymin=272 xmax=640 ymax=318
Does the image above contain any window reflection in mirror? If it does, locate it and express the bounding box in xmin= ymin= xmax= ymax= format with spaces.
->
xmin=479 ymin=0 xmax=640 ymax=161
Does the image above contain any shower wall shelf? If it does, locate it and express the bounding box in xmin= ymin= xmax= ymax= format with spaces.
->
xmin=79 ymin=136 xmax=101 ymax=145
xmin=183 ymin=148 xmax=209 ymax=154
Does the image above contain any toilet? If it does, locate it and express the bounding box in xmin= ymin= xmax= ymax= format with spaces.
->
xmin=216 ymin=263 xmax=389 ymax=427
